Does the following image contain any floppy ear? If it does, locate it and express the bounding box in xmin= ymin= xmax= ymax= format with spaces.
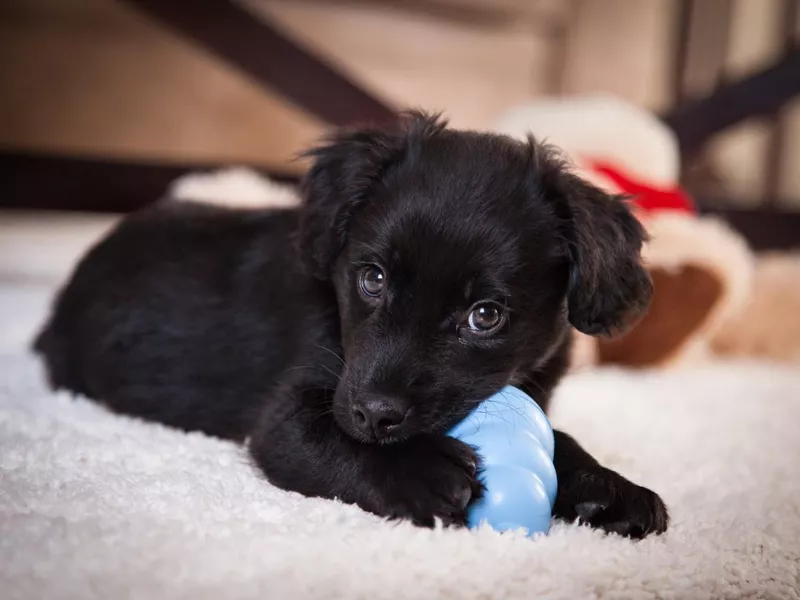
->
xmin=534 ymin=143 xmax=652 ymax=337
xmin=298 ymin=112 xmax=447 ymax=280
xmin=298 ymin=127 xmax=397 ymax=280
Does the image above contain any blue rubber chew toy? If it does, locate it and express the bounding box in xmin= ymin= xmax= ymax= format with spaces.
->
xmin=447 ymin=386 xmax=557 ymax=536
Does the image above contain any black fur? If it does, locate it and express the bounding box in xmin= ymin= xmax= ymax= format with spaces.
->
xmin=35 ymin=112 xmax=667 ymax=537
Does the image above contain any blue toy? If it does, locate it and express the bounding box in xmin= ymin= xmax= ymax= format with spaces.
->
xmin=447 ymin=386 xmax=557 ymax=536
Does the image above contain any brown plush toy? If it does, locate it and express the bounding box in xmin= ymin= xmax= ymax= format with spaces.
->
xmin=494 ymin=96 xmax=760 ymax=369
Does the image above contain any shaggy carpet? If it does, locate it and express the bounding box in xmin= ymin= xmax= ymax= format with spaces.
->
xmin=1 ymin=213 xmax=799 ymax=599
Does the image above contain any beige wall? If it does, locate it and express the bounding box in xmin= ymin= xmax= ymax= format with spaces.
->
xmin=558 ymin=0 xmax=675 ymax=112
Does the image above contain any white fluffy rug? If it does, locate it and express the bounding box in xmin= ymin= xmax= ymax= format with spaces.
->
xmin=2 ymin=214 xmax=800 ymax=599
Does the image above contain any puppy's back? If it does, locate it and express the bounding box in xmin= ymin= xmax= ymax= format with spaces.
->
xmin=34 ymin=201 xmax=303 ymax=438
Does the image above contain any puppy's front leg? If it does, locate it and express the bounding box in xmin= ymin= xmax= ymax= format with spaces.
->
xmin=552 ymin=430 xmax=669 ymax=538
xmin=249 ymin=386 xmax=483 ymax=527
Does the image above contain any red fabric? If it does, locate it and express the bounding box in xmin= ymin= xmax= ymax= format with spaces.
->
xmin=584 ymin=159 xmax=696 ymax=216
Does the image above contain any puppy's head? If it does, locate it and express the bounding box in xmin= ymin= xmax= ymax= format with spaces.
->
xmin=300 ymin=112 xmax=651 ymax=443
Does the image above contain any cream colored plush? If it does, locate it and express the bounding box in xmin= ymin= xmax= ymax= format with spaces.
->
xmin=493 ymin=95 xmax=680 ymax=188
xmin=169 ymin=167 xmax=301 ymax=209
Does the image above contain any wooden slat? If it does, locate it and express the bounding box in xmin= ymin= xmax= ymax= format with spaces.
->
xmin=120 ymin=0 xmax=398 ymax=127
xmin=765 ymin=0 xmax=800 ymax=204
xmin=0 ymin=151 xmax=299 ymax=213
xmin=699 ymin=204 xmax=800 ymax=250
xmin=663 ymin=47 xmax=800 ymax=153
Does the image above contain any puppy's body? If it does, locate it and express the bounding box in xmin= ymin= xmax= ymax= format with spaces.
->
xmin=35 ymin=205 xmax=333 ymax=439
xmin=36 ymin=115 xmax=668 ymax=537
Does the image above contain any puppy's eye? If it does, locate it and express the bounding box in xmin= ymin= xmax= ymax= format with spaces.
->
xmin=358 ymin=265 xmax=385 ymax=298
xmin=466 ymin=302 xmax=505 ymax=334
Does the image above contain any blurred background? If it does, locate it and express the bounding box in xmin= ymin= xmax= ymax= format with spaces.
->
xmin=1 ymin=1 xmax=799 ymax=367
xmin=1 ymin=0 xmax=799 ymax=220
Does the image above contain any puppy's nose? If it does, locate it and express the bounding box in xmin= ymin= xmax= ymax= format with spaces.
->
xmin=351 ymin=395 xmax=409 ymax=439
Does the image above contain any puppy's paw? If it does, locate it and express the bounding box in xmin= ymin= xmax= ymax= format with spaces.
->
xmin=554 ymin=466 xmax=668 ymax=539
xmin=368 ymin=435 xmax=483 ymax=528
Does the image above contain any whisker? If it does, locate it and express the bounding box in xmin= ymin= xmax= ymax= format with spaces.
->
xmin=317 ymin=364 xmax=344 ymax=382
xmin=307 ymin=408 xmax=336 ymax=426
xmin=314 ymin=344 xmax=346 ymax=366
xmin=283 ymin=364 xmax=343 ymax=383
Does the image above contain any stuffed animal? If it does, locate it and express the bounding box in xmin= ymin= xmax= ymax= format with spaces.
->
xmin=494 ymin=96 xmax=755 ymax=369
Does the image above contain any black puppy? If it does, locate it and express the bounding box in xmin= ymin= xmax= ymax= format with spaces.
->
xmin=35 ymin=113 xmax=668 ymax=538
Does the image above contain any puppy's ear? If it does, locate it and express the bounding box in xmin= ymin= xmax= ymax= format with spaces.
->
xmin=299 ymin=112 xmax=447 ymax=280
xmin=533 ymin=141 xmax=652 ymax=337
